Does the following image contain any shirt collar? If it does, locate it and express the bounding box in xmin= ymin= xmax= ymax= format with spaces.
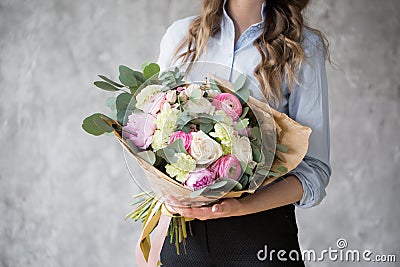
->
xmin=221 ymin=0 xmax=266 ymax=29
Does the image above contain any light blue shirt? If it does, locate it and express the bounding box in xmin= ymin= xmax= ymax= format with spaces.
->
xmin=157 ymin=2 xmax=331 ymax=208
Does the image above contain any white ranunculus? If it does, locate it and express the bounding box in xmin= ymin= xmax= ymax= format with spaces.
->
xmin=233 ymin=136 xmax=253 ymax=163
xmin=135 ymin=85 xmax=163 ymax=109
xmin=190 ymin=130 xmax=223 ymax=165
xmin=183 ymin=97 xmax=215 ymax=114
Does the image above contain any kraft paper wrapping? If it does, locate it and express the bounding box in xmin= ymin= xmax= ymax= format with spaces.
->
xmin=113 ymin=76 xmax=312 ymax=206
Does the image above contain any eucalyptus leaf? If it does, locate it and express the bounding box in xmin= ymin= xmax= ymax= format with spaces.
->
xmin=137 ymin=151 xmax=156 ymax=165
xmin=276 ymin=144 xmax=288 ymax=153
xmin=82 ymin=113 xmax=107 ymax=136
xmin=268 ymin=171 xmax=281 ymax=177
xmin=143 ymin=63 xmax=160 ymax=80
xmin=116 ymin=93 xmax=133 ymax=112
xmin=234 ymin=118 xmax=249 ymax=130
xmin=199 ymin=123 xmax=213 ymax=133
xmin=209 ymin=80 xmax=221 ymax=93
xmin=277 ymin=165 xmax=288 ymax=173
xmin=167 ymin=139 xmax=187 ymax=154
xmin=106 ymin=97 xmax=117 ymax=111
xmin=235 ymin=87 xmax=250 ymax=103
xmin=234 ymin=74 xmax=246 ymax=90
xmin=207 ymin=180 xmax=228 ymax=189
xmin=240 ymin=106 xmax=249 ymax=120
xmin=98 ymin=75 xmax=124 ymax=88
xmin=189 ymin=187 xmax=207 ymax=198
xmin=189 ymin=87 xmax=202 ymax=100
xmin=119 ymin=65 xmax=138 ymax=88
xmin=93 ymin=81 xmax=120 ymax=92
xmin=93 ymin=117 xmax=114 ymax=133
xmin=133 ymin=71 xmax=146 ymax=83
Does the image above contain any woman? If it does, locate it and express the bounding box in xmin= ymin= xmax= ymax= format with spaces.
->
xmin=157 ymin=0 xmax=331 ymax=266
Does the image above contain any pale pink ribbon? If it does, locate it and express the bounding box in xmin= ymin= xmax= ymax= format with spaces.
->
xmin=135 ymin=213 xmax=172 ymax=267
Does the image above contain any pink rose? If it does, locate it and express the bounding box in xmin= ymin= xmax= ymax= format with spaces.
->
xmin=123 ymin=113 xmax=156 ymax=149
xmin=211 ymin=154 xmax=242 ymax=181
xmin=212 ymin=93 xmax=242 ymax=120
xmin=185 ymin=168 xmax=216 ymax=190
xmin=142 ymin=92 xmax=166 ymax=115
xmin=170 ymin=130 xmax=192 ymax=151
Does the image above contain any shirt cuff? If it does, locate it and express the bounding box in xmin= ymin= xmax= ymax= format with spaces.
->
xmin=288 ymin=157 xmax=331 ymax=208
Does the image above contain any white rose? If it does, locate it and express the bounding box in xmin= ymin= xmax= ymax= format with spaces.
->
xmin=183 ymin=97 xmax=215 ymax=114
xmin=190 ymin=130 xmax=223 ymax=165
xmin=233 ymin=136 xmax=253 ymax=163
xmin=135 ymin=85 xmax=163 ymax=109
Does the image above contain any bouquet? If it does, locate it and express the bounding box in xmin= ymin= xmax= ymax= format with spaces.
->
xmin=82 ymin=62 xmax=311 ymax=266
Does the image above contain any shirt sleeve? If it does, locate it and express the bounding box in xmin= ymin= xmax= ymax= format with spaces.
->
xmin=287 ymin=30 xmax=332 ymax=208
xmin=156 ymin=16 xmax=196 ymax=70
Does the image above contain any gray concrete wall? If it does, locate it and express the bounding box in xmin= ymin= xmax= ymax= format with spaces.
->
xmin=0 ymin=0 xmax=399 ymax=266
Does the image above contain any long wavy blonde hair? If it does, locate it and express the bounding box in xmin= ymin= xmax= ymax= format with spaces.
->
xmin=172 ymin=0 xmax=329 ymax=105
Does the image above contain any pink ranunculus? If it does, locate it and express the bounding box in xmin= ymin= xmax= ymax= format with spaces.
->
xmin=142 ymin=92 xmax=166 ymax=115
xmin=185 ymin=168 xmax=216 ymax=190
xmin=169 ymin=130 xmax=192 ymax=151
xmin=123 ymin=113 xmax=156 ymax=149
xmin=211 ymin=154 xmax=242 ymax=181
xmin=212 ymin=93 xmax=242 ymax=120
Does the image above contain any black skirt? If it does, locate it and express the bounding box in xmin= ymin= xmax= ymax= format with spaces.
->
xmin=160 ymin=204 xmax=305 ymax=267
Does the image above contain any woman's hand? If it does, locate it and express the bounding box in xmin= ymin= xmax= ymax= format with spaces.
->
xmin=164 ymin=175 xmax=304 ymax=220
xmin=165 ymin=198 xmax=244 ymax=221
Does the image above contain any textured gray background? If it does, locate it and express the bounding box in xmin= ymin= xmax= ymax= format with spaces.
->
xmin=0 ymin=0 xmax=399 ymax=266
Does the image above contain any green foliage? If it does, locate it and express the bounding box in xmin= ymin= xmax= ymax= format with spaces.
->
xmin=142 ymin=63 xmax=160 ymax=80
xmin=98 ymin=75 xmax=124 ymax=88
xmin=276 ymin=143 xmax=288 ymax=153
xmin=234 ymin=118 xmax=249 ymax=130
xmin=93 ymin=81 xmax=120 ymax=91
xmin=234 ymin=73 xmax=246 ymax=90
xmin=119 ymin=65 xmax=138 ymax=88
xmin=137 ymin=151 xmax=156 ymax=165
xmin=159 ymin=67 xmax=185 ymax=90
xmin=82 ymin=113 xmax=115 ymax=136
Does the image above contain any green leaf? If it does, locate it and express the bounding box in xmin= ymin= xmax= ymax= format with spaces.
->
xmin=156 ymin=147 xmax=178 ymax=164
xmin=215 ymin=178 xmax=242 ymax=191
xmin=143 ymin=63 xmax=160 ymax=80
xmin=82 ymin=113 xmax=113 ymax=136
xmin=240 ymin=106 xmax=249 ymax=120
xmin=234 ymin=74 xmax=246 ymax=90
xmin=137 ymin=151 xmax=156 ymax=165
xmin=189 ymin=187 xmax=207 ymax=198
xmin=106 ymin=97 xmax=117 ymax=111
xmin=98 ymin=75 xmax=124 ymax=88
xmin=234 ymin=118 xmax=249 ymax=131
xmin=199 ymin=123 xmax=213 ymax=133
xmin=209 ymin=79 xmax=222 ymax=93
xmin=277 ymin=165 xmax=288 ymax=173
xmin=167 ymin=139 xmax=187 ymax=154
xmin=207 ymin=180 xmax=228 ymax=189
xmin=116 ymin=93 xmax=133 ymax=112
xmin=235 ymin=87 xmax=250 ymax=103
xmin=189 ymin=87 xmax=202 ymax=100
xmin=276 ymin=144 xmax=288 ymax=153
xmin=141 ymin=61 xmax=151 ymax=71
xmin=133 ymin=71 xmax=146 ymax=83
xmin=119 ymin=65 xmax=138 ymax=87
xmin=93 ymin=117 xmax=114 ymax=133
xmin=268 ymin=171 xmax=281 ymax=177
xmin=93 ymin=81 xmax=120 ymax=92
